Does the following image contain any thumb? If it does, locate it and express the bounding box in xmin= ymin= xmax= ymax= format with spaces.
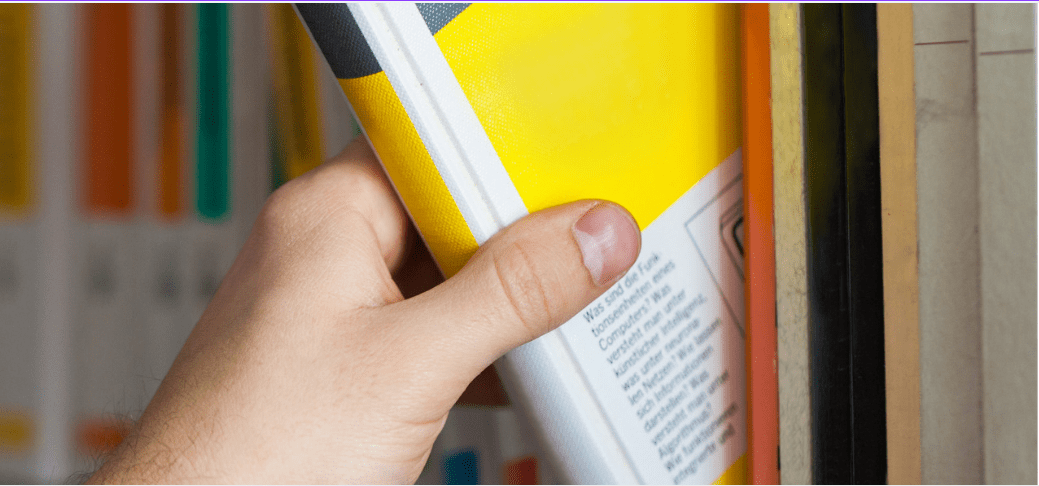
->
xmin=387 ymin=200 xmax=641 ymax=379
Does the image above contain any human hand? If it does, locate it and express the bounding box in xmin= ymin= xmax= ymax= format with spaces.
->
xmin=87 ymin=138 xmax=641 ymax=484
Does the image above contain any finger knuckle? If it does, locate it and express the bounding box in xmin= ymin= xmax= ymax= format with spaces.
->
xmin=259 ymin=162 xmax=382 ymax=233
xmin=490 ymin=240 xmax=557 ymax=337
xmin=313 ymin=159 xmax=385 ymax=202
xmin=258 ymin=182 xmax=307 ymax=231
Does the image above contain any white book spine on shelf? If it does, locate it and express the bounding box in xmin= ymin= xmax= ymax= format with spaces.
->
xmin=34 ymin=4 xmax=78 ymax=482
xmin=232 ymin=3 xmax=271 ymax=252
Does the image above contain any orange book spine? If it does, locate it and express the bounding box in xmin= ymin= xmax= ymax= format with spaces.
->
xmin=78 ymin=3 xmax=135 ymax=458
xmin=158 ymin=3 xmax=183 ymax=220
xmin=741 ymin=4 xmax=778 ymax=484
xmin=84 ymin=3 xmax=134 ymax=215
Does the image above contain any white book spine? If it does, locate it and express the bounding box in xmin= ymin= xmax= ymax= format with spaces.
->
xmin=35 ymin=5 xmax=78 ymax=482
xmin=232 ymin=3 xmax=271 ymax=251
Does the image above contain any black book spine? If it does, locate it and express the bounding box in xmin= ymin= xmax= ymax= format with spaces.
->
xmin=842 ymin=4 xmax=887 ymax=484
xmin=803 ymin=3 xmax=887 ymax=483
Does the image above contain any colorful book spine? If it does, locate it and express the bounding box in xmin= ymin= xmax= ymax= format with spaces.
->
xmin=186 ymin=3 xmax=237 ymax=327
xmin=0 ymin=4 xmax=33 ymax=215
xmin=270 ymin=3 xmax=325 ymax=182
xmin=195 ymin=3 xmax=229 ymax=223
xmin=75 ymin=3 xmax=137 ymax=468
xmin=0 ymin=3 xmax=38 ymax=482
xmin=158 ymin=4 xmax=185 ymax=224
xmin=432 ymin=408 xmax=498 ymax=485
xmin=493 ymin=408 xmax=540 ymax=485
xmin=139 ymin=2 xmax=189 ymax=408
xmin=740 ymin=4 xmax=778 ymax=484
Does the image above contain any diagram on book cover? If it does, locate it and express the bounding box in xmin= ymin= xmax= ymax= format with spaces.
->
xmin=686 ymin=176 xmax=746 ymax=337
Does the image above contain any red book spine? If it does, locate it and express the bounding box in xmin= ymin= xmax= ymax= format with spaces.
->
xmin=741 ymin=4 xmax=779 ymax=484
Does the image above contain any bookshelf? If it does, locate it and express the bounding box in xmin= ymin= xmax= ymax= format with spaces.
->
xmin=0 ymin=3 xmax=1034 ymax=485
xmin=0 ymin=4 xmax=353 ymax=482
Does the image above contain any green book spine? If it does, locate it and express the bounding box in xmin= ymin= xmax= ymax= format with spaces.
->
xmin=196 ymin=3 xmax=230 ymax=221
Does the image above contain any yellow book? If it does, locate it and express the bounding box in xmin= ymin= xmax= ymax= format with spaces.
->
xmin=299 ymin=4 xmax=747 ymax=483
xmin=0 ymin=3 xmax=33 ymax=214
xmin=269 ymin=3 xmax=325 ymax=182
xmin=0 ymin=5 xmax=37 ymax=482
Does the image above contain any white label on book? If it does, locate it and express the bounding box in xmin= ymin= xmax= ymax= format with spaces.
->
xmin=78 ymin=222 xmax=141 ymax=418
xmin=0 ymin=224 xmax=37 ymax=414
xmin=141 ymin=224 xmax=186 ymax=403
xmin=558 ymin=151 xmax=746 ymax=484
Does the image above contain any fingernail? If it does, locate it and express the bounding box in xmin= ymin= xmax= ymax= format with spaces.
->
xmin=572 ymin=202 xmax=641 ymax=287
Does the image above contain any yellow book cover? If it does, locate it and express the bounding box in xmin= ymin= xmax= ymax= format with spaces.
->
xmin=298 ymin=4 xmax=746 ymax=484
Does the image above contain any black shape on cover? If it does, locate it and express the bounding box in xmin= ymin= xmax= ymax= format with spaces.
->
xmin=416 ymin=3 xmax=471 ymax=34
xmin=295 ymin=3 xmax=381 ymax=79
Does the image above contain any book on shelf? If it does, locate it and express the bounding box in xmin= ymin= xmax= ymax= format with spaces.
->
xmin=878 ymin=3 xmax=1037 ymax=484
xmin=0 ymin=4 xmax=40 ymax=483
xmin=739 ymin=4 xmax=778 ymax=485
